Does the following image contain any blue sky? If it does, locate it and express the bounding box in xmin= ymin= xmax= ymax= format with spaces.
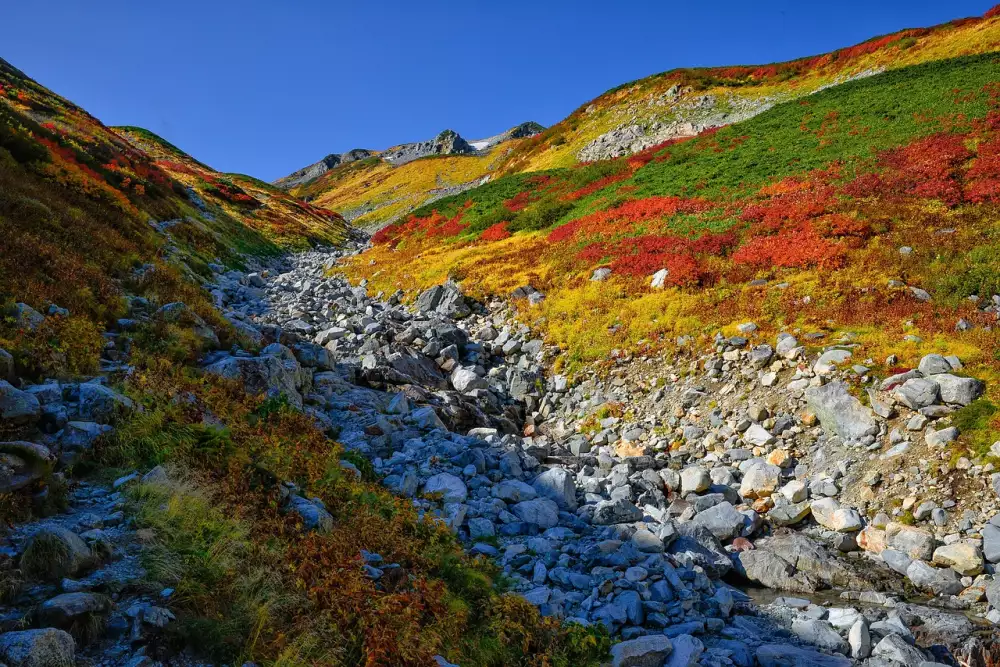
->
xmin=3 ymin=1 xmax=992 ymax=181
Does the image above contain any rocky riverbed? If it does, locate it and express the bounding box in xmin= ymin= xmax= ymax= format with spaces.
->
xmin=3 ymin=242 xmax=1000 ymax=666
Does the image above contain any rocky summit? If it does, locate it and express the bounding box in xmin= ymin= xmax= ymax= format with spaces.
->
xmin=6 ymin=4 xmax=1000 ymax=666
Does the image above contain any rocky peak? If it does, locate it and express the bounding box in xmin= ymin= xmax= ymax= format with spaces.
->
xmin=274 ymin=148 xmax=374 ymax=190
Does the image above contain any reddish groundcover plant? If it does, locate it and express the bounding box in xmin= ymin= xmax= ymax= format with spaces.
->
xmin=479 ymin=221 xmax=512 ymax=242
xmin=732 ymin=223 xmax=844 ymax=269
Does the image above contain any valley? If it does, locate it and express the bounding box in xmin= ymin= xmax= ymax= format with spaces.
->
xmin=4 ymin=5 xmax=1000 ymax=667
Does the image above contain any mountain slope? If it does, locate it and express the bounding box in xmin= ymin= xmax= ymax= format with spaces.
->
xmin=280 ymin=123 xmax=545 ymax=229
xmin=501 ymin=5 xmax=1000 ymax=173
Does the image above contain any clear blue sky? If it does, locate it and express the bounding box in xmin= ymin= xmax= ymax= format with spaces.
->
xmin=3 ymin=1 xmax=992 ymax=181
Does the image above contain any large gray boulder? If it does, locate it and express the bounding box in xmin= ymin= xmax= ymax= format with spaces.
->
xmin=906 ymin=559 xmax=962 ymax=595
xmin=893 ymin=377 xmax=940 ymax=409
xmin=20 ymin=527 xmax=94 ymax=581
xmin=423 ymin=473 xmax=468 ymax=503
xmin=805 ymin=381 xmax=878 ymax=442
xmin=0 ymin=441 xmax=54 ymax=494
xmin=0 ymin=628 xmax=75 ymax=667
xmin=610 ymin=635 xmax=673 ymax=667
xmin=34 ymin=592 xmax=111 ymax=629
xmin=0 ymin=380 xmax=40 ymax=425
xmin=592 ymin=498 xmax=643 ymax=525
xmin=415 ymin=282 xmax=471 ymax=319
xmin=512 ymin=498 xmax=559 ymax=528
xmin=736 ymin=532 xmax=863 ymax=593
xmin=933 ymin=374 xmax=984 ymax=406
xmin=204 ymin=354 xmax=303 ymax=408
xmin=77 ymin=383 xmax=134 ymax=423
xmin=691 ymin=501 xmax=744 ymax=541
xmin=531 ymin=468 xmax=577 ymax=511
xmin=755 ymin=644 xmax=850 ymax=667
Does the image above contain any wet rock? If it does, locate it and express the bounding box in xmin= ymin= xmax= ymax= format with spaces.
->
xmin=0 ymin=628 xmax=75 ymax=667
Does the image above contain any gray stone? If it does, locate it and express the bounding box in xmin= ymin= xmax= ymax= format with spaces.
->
xmin=680 ymin=466 xmax=711 ymax=494
xmin=531 ymin=467 xmax=577 ymax=511
xmin=20 ymin=526 xmax=94 ymax=581
xmin=493 ymin=480 xmax=537 ymax=503
xmin=739 ymin=461 xmax=781 ymax=499
xmin=791 ymin=619 xmax=849 ymax=655
xmin=0 ymin=628 xmax=75 ymax=667
xmin=35 ymin=592 xmax=111 ymax=629
xmin=77 ymin=383 xmax=135 ymax=424
xmin=755 ymin=644 xmax=850 ymax=667
xmin=0 ymin=380 xmax=40 ymax=425
xmin=664 ymin=634 xmax=703 ymax=667
xmin=983 ymin=524 xmax=1000 ymax=563
xmin=450 ymin=367 xmax=487 ymax=392
xmin=872 ymin=634 xmax=927 ymax=665
xmin=691 ymin=501 xmax=744 ymax=541
xmin=894 ymin=378 xmax=940 ymax=409
xmin=287 ymin=496 xmax=333 ymax=533
xmin=610 ymin=635 xmax=673 ymax=667
xmin=848 ymin=619 xmax=871 ymax=659
xmin=905 ymin=559 xmax=962 ymax=595
xmin=423 ymin=473 xmax=468 ymax=503
xmin=512 ymin=498 xmax=559 ymax=528
xmin=592 ymin=498 xmax=643 ymax=525
xmin=933 ymin=374 xmax=984 ymax=406
xmin=918 ymin=354 xmax=952 ymax=376
xmin=805 ymin=381 xmax=878 ymax=442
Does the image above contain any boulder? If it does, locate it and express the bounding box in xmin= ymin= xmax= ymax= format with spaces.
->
xmin=0 ymin=441 xmax=54 ymax=493
xmin=20 ymin=527 xmax=94 ymax=581
xmin=34 ymin=592 xmax=111 ymax=629
xmin=287 ymin=496 xmax=333 ymax=533
xmin=610 ymin=635 xmax=673 ymax=667
xmin=905 ymin=559 xmax=962 ymax=595
xmin=804 ymin=382 xmax=878 ymax=442
xmin=512 ymin=498 xmax=559 ymax=529
xmin=933 ymin=374 xmax=984 ymax=406
xmin=493 ymin=480 xmax=537 ymax=502
xmin=810 ymin=498 xmax=863 ymax=532
xmin=755 ymin=644 xmax=850 ymax=667
xmin=664 ymin=634 xmax=703 ymax=667
xmin=154 ymin=302 xmax=219 ymax=349
xmin=450 ymin=367 xmax=488 ymax=393
xmin=871 ymin=634 xmax=927 ymax=665
xmin=415 ymin=282 xmax=471 ymax=319
xmin=791 ymin=619 xmax=849 ymax=655
xmin=592 ymin=498 xmax=643 ymax=525
xmin=680 ymin=466 xmax=711 ymax=494
xmin=739 ymin=461 xmax=781 ymax=499
xmin=691 ymin=502 xmax=745 ymax=541
xmin=893 ymin=377 xmax=940 ymax=409
xmin=423 ymin=473 xmax=468 ymax=503
xmin=931 ymin=543 xmax=983 ymax=576
xmin=886 ymin=523 xmax=935 ymax=561
xmin=205 ymin=354 xmax=303 ymax=408
xmin=77 ymin=383 xmax=135 ymax=423
xmin=0 ymin=380 xmax=40 ymax=425
xmin=0 ymin=628 xmax=75 ymax=667
xmin=918 ymin=354 xmax=952 ymax=376
xmin=531 ymin=468 xmax=577 ymax=511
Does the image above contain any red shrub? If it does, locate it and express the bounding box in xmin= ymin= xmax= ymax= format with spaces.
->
xmin=879 ymin=133 xmax=970 ymax=205
xmin=732 ymin=223 xmax=844 ymax=269
xmin=479 ymin=221 xmax=512 ymax=242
